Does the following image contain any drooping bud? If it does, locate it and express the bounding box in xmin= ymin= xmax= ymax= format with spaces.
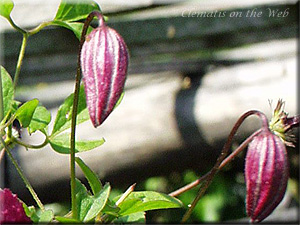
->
xmin=80 ymin=14 xmax=129 ymax=127
xmin=0 ymin=188 xmax=32 ymax=223
xmin=245 ymin=128 xmax=289 ymax=223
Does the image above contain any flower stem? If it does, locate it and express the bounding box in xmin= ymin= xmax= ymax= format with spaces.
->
xmin=70 ymin=11 xmax=101 ymax=219
xmin=169 ymin=129 xmax=261 ymax=197
xmin=14 ymin=34 xmax=28 ymax=88
xmin=1 ymin=138 xmax=44 ymax=211
xmin=0 ymin=70 xmax=3 ymax=122
xmin=12 ymin=137 xmax=49 ymax=149
xmin=180 ymin=110 xmax=268 ymax=223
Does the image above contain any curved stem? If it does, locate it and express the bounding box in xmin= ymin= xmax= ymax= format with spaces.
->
xmin=14 ymin=34 xmax=28 ymax=88
xmin=27 ymin=21 xmax=53 ymax=36
xmin=1 ymin=138 xmax=44 ymax=211
xmin=70 ymin=11 xmax=102 ymax=218
xmin=169 ymin=129 xmax=262 ymax=197
xmin=7 ymin=17 xmax=27 ymax=35
xmin=12 ymin=137 xmax=48 ymax=149
xmin=180 ymin=110 xmax=268 ymax=223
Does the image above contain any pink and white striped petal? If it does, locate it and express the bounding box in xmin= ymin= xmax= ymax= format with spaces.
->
xmin=80 ymin=21 xmax=129 ymax=127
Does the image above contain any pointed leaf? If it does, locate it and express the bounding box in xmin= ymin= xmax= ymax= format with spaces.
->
xmin=28 ymin=105 xmax=51 ymax=134
xmin=0 ymin=0 xmax=14 ymax=19
xmin=75 ymin=179 xmax=111 ymax=222
xmin=52 ymin=85 xmax=89 ymax=136
xmin=75 ymin=157 xmax=102 ymax=194
xmin=115 ymin=191 xmax=183 ymax=216
xmin=1 ymin=66 xmax=14 ymax=119
xmin=15 ymin=99 xmax=39 ymax=128
xmin=83 ymin=183 xmax=111 ymax=222
xmin=49 ymin=132 xmax=105 ymax=154
xmin=54 ymin=0 xmax=100 ymax=22
xmin=23 ymin=204 xmax=39 ymax=223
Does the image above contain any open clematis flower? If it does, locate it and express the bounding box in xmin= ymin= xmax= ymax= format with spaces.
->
xmin=80 ymin=13 xmax=129 ymax=128
xmin=0 ymin=188 xmax=31 ymax=223
xmin=245 ymin=99 xmax=299 ymax=223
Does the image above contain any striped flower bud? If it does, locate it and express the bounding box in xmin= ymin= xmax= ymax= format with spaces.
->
xmin=245 ymin=128 xmax=289 ymax=223
xmin=80 ymin=16 xmax=129 ymax=127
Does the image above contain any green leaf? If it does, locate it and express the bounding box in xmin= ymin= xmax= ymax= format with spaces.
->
xmin=51 ymin=21 xmax=93 ymax=40
xmin=55 ymin=216 xmax=80 ymax=223
xmin=115 ymin=191 xmax=183 ymax=216
xmin=1 ymin=66 xmax=14 ymax=119
xmin=28 ymin=105 xmax=51 ymax=134
xmin=75 ymin=157 xmax=102 ymax=195
xmin=75 ymin=179 xmax=111 ymax=222
xmin=49 ymin=132 xmax=105 ymax=154
xmin=22 ymin=205 xmax=54 ymax=223
xmin=113 ymin=92 xmax=125 ymax=111
xmin=101 ymin=200 xmax=119 ymax=217
xmin=0 ymin=0 xmax=14 ymax=19
xmin=113 ymin=212 xmax=146 ymax=224
xmin=15 ymin=99 xmax=39 ymax=128
xmin=39 ymin=209 xmax=54 ymax=223
xmin=54 ymin=0 xmax=100 ymax=22
xmin=23 ymin=204 xmax=39 ymax=223
xmin=51 ymin=85 xmax=89 ymax=136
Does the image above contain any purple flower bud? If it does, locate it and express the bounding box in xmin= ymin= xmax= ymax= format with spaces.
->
xmin=0 ymin=188 xmax=31 ymax=223
xmin=80 ymin=17 xmax=129 ymax=127
xmin=245 ymin=129 xmax=289 ymax=223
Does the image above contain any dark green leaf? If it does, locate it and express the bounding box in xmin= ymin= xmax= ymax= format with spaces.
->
xmin=0 ymin=0 xmax=14 ymax=19
xmin=28 ymin=105 xmax=51 ymax=134
xmin=113 ymin=212 xmax=145 ymax=224
xmin=49 ymin=132 xmax=105 ymax=154
xmin=115 ymin=191 xmax=183 ymax=216
xmin=75 ymin=179 xmax=111 ymax=222
xmin=51 ymin=85 xmax=89 ymax=136
xmin=54 ymin=0 xmax=100 ymax=22
xmin=75 ymin=157 xmax=102 ymax=194
xmin=15 ymin=99 xmax=39 ymax=128
xmin=1 ymin=66 xmax=14 ymax=119
xmin=101 ymin=200 xmax=119 ymax=217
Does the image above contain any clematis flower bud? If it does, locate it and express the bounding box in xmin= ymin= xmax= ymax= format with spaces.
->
xmin=0 ymin=188 xmax=31 ymax=223
xmin=80 ymin=15 xmax=129 ymax=127
xmin=245 ymin=128 xmax=289 ymax=223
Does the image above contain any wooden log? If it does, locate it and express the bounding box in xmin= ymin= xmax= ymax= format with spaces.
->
xmin=1 ymin=2 xmax=297 ymax=84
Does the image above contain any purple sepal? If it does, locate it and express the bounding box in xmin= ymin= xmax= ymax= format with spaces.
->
xmin=80 ymin=21 xmax=129 ymax=127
